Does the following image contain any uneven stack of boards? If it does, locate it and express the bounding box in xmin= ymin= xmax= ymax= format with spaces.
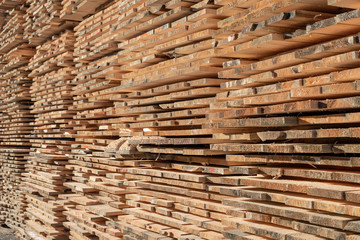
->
xmin=0 ymin=0 xmax=358 ymax=239
xmin=0 ymin=5 xmax=34 ymax=237
xmin=24 ymin=29 xmax=77 ymax=239
xmin=209 ymin=1 xmax=360 ymax=239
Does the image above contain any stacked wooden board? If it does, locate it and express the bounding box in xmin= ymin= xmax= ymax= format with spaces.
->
xmin=23 ymin=30 xmax=76 ymax=240
xmin=207 ymin=1 xmax=360 ymax=239
xmin=118 ymin=160 xmax=261 ymax=240
xmin=106 ymin=0 xmax=360 ymax=239
xmin=0 ymin=0 xmax=359 ymax=239
xmin=62 ymin=139 xmax=149 ymax=240
xmin=23 ymin=0 xmax=77 ymax=46
xmin=0 ymin=5 xmax=34 ymax=238
xmin=61 ymin=1 xmax=131 ymax=239
xmin=60 ymin=0 xmax=113 ymax=21
xmin=62 ymin=0 xmax=242 ymax=239
xmin=62 ymin=1 xmax=159 ymax=239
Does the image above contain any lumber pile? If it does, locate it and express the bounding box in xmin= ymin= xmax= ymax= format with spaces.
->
xmin=63 ymin=0 xmax=237 ymax=238
xmin=0 ymin=0 xmax=358 ymax=239
xmin=0 ymin=8 xmax=27 ymax=54
xmin=206 ymin=1 xmax=360 ymax=239
xmin=62 ymin=1 xmax=139 ymax=239
xmin=34 ymin=0 xmax=360 ymax=239
xmin=102 ymin=0 xmax=230 ymax=161
xmin=0 ymin=5 xmax=34 ymax=238
xmin=63 ymin=1 xmax=190 ymax=238
xmin=62 ymin=138 xmax=151 ymax=240
xmin=23 ymin=30 xmax=76 ymax=240
xmin=118 ymin=159 xmax=259 ymax=240
xmin=60 ymin=0 xmax=113 ymax=21
xmin=23 ymin=0 xmax=77 ymax=46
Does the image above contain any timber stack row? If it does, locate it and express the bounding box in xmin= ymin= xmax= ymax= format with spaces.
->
xmin=0 ymin=0 xmax=358 ymax=240
xmin=24 ymin=29 xmax=77 ymax=239
xmin=0 ymin=5 xmax=34 ymax=238
xmin=209 ymin=1 xmax=360 ymax=239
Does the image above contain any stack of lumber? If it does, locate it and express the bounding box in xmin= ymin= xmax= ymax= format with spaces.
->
xmin=206 ymin=1 xmax=360 ymax=239
xmin=62 ymin=139 xmax=146 ymax=240
xmin=117 ymin=159 xmax=259 ymax=240
xmin=0 ymin=8 xmax=27 ymax=54
xmin=62 ymin=2 xmax=147 ymax=239
xmin=106 ymin=0 xmax=343 ymax=163
xmin=0 ymin=5 xmax=35 ymax=238
xmin=113 ymin=0 xmax=225 ymax=151
xmin=63 ymin=0 xmax=360 ymax=239
xmin=60 ymin=0 xmax=113 ymax=21
xmin=63 ymin=0 xmax=236 ymax=238
xmin=23 ymin=30 xmax=76 ymax=240
xmin=0 ymin=0 xmax=359 ymax=239
xmin=23 ymin=0 xmax=77 ymax=46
